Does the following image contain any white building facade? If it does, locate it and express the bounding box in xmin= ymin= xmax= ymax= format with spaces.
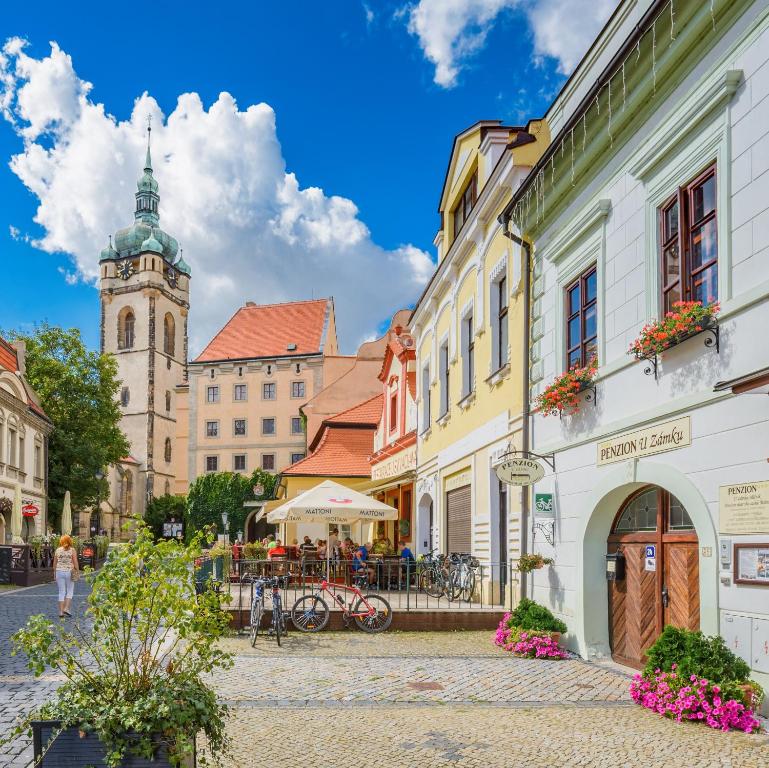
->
xmin=503 ymin=0 xmax=769 ymax=694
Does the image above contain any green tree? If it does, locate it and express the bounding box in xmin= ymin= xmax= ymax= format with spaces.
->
xmin=186 ymin=469 xmax=277 ymax=540
xmin=7 ymin=325 xmax=129 ymax=528
xmin=144 ymin=494 xmax=187 ymax=540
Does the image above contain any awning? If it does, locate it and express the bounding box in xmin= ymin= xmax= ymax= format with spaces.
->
xmin=266 ymin=480 xmax=398 ymax=524
xmin=714 ymin=366 xmax=769 ymax=394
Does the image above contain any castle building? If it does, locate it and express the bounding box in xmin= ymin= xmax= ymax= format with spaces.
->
xmin=96 ymin=128 xmax=191 ymax=537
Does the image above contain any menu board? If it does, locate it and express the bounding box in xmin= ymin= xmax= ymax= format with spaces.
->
xmin=734 ymin=543 xmax=769 ymax=586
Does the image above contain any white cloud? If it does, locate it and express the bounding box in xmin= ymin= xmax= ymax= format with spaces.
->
xmin=363 ymin=3 xmax=375 ymax=26
xmin=405 ymin=0 xmax=615 ymax=87
xmin=0 ymin=39 xmax=433 ymax=354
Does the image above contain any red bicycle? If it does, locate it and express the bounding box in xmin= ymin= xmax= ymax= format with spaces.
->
xmin=290 ymin=578 xmax=393 ymax=633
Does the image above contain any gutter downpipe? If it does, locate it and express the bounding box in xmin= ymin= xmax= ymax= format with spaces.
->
xmin=501 ymin=213 xmax=532 ymax=600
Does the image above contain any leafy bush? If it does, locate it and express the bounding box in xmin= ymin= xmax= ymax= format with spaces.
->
xmin=506 ymin=598 xmax=567 ymax=634
xmin=242 ymin=542 xmax=267 ymax=559
xmin=516 ymin=553 xmax=555 ymax=573
xmin=6 ymin=524 xmax=233 ymax=766
xmin=643 ymin=626 xmax=751 ymax=700
xmin=144 ymin=493 xmax=186 ymax=541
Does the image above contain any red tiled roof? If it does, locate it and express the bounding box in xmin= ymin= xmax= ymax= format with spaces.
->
xmin=0 ymin=338 xmax=18 ymax=373
xmin=325 ymin=394 xmax=383 ymax=426
xmin=282 ymin=426 xmax=375 ymax=477
xmin=194 ymin=299 xmax=330 ymax=363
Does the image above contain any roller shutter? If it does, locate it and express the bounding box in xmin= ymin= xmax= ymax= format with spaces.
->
xmin=446 ymin=484 xmax=471 ymax=554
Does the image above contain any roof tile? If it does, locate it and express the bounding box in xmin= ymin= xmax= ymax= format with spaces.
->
xmin=282 ymin=426 xmax=374 ymax=477
xmin=325 ymin=393 xmax=383 ymax=426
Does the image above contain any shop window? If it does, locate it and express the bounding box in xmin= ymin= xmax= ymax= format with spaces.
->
xmin=659 ymin=164 xmax=718 ymax=313
xmin=565 ymin=265 xmax=597 ymax=369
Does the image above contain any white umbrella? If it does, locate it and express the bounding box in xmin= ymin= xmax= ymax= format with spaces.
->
xmin=267 ymin=480 xmax=398 ymax=576
xmin=61 ymin=490 xmax=72 ymax=536
xmin=267 ymin=480 xmax=398 ymax=524
xmin=11 ymin=484 xmax=23 ymax=544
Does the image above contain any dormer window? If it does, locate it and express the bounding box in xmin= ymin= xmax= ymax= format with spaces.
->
xmin=452 ymin=172 xmax=478 ymax=241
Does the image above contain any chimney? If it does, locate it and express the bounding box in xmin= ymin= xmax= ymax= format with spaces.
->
xmin=12 ymin=341 xmax=26 ymax=375
xmin=245 ymin=301 xmax=256 ymax=307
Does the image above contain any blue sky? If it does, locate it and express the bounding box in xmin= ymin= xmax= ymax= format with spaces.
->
xmin=0 ymin=0 xmax=613 ymax=353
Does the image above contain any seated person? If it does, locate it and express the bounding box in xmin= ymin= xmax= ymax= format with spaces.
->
xmin=267 ymin=539 xmax=287 ymax=558
xmin=266 ymin=534 xmax=277 ymax=551
xmin=399 ymin=542 xmax=415 ymax=561
xmin=300 ymin=535 xmax=315 ymax=552
xmin=353 ymin=543 xmax=375 ymax=585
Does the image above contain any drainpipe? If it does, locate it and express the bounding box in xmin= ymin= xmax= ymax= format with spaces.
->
xmin=501 ymin=216 xmax=532 ymax=599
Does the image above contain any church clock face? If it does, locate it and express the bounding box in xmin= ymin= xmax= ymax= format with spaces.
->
xmin=165 ymin=266 xmax=178 ymax=289
xmin=118 ymin=260 xmax=135 ymax=280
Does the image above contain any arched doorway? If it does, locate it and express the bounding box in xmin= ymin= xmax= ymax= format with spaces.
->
xmin=416 ymin=494 xmax=434 ymax=556
xmin=607 ymin=485 xmax=700 ymax=667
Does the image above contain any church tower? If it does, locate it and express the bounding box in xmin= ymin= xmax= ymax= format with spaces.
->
xmin=97 ymin=125 xmax=191 ymax=536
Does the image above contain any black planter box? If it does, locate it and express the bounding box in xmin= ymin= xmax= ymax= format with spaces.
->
xmin=32 ymin=721 xmax=195 ymax=767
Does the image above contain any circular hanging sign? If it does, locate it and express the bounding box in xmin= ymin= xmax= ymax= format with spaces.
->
xmin=495 ymin=457 xmax=545 ymax=486
xmin=22 ymin=503 xmax=39 ymax=517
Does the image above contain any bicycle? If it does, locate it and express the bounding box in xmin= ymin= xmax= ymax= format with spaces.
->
xmin=446 ymin=553 xmax=478 ymax=603
xmin=247 ymin=575 xmax=289 ymax=646
xmin=418 ymin=549 xmax=454 ymax=600
xmin=290 ymin=576 xmax=392 ymax=633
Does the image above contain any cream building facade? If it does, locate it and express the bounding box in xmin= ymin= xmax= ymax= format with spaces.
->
xmin=411 ymin=120 xmax=549 ymax=600
xmin=0 ymin=338 xmax=52 ymax=542
xmin=177 ymin=299 xmax=343 ymax=493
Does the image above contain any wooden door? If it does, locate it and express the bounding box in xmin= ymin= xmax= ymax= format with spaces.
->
xmin=607 ymin=486 xmax=699 ymax=667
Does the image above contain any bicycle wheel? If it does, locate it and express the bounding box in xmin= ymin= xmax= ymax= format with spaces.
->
xmin=273 ymin=594 xmax=283 ymax=646
xmin=444 ymin=567 xmax=459 ymax=602
xmin=250 ymin=600 xmax=263 ymax=647
xmin=353 ymin=594 xmax=393 ymax=633
xmin=291 ymin=594 xmax=330 ymax=632
xmin=419 ymin=567 xmax=444 ymax=598
xmin=461 ymin=568 xmax=476 ymax=602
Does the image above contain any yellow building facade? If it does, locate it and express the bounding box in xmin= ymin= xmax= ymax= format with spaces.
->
xmin=410 ymin=120 xmax=548 ymax=600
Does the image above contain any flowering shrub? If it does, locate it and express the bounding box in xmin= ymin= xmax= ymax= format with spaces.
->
xmin=516 ymin=553 xmax=554 ymax=573
xmin=494 ymin=619 xmax=568 ymax=658
xmin=628 ymin=301 xmax=719 ymax=359
xmin=535 ymin=358 xmax=597 ymax=417
xmin=630 ymin=667 xmax=760 ymax=733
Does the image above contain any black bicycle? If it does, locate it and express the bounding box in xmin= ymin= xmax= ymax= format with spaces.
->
xmin=247 ymin=575 xmax=288 ymax=646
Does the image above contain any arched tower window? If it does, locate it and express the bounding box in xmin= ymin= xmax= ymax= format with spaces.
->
xmin=164 ymin=479 xmax=171 ymax=496
xmin=118 ymin=307 xmax=136 ymax=350
xmin=164 ymin=437 xmax=172 ymax=463
xmin=164 ymin=313 xmax=176 ymax=356
xmin=120 ymin=387 xmax=130 ymax=407
xmin=165 ymin=390 xmax=171 ymax=411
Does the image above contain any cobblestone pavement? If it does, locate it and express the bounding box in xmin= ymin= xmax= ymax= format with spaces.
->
xmin=0 ymin=581 xmax=89 ymax=767
xmin=203 ymin=631 xmax=769 ymax=767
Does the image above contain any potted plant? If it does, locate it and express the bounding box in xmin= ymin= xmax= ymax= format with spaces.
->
xmin=535 ymin=358 xmax=598 ymax=417
xmin=516 ymin=553 xmax=554 ymax=573
xmin=630 ymin=625 xmax=763 ymax=733
xmin=495 ymin=599 xmax=568 ymax=657
xmin=628 ymin=301 xmax=719 ymax=360
xmin=4 ymin=524 xmax=233 ymax=766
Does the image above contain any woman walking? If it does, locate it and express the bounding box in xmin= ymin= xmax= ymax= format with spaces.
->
xmin=53 ymin=534 xmax=79 ymax=618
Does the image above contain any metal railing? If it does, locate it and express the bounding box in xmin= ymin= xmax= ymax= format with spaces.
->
xmin=219 ymin=557 xmax=520 ymax=627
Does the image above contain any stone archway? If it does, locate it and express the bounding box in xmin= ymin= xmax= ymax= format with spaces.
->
xmin=415 ymin=492 xmax=435 ymax=556
xmin=573 ymin=460 xmax=717 ymax=661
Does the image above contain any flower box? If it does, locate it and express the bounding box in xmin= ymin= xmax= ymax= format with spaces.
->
xmin=32 ymin=721 xmax=195 ymax=767
xmin=535 ymin=359 xmax=598 ymax=417
xmin=628 ymin=301 xmax=720 ymax=378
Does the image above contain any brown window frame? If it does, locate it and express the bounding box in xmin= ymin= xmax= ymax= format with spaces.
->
xmin=659 ymin=164 xmax=718 ymax=314
xmin=452 ymin=172 xmax=478 ymax=240
xmin=564 ymin=265 xmax=597 ymax=370
xmin=389 ymin=393 xmax=398 ymax=433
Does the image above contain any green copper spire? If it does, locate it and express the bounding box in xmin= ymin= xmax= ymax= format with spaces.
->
xmin=135 ymin=119 xmax=159 ymax=227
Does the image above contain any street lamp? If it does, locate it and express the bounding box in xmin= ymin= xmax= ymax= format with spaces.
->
xmin=93 ymin=470 xmax=104 ymax=538
xmin=221 ymin=512 xmax=229 ymax=546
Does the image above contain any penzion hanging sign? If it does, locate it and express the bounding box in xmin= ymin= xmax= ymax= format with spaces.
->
xmin=495 ymin=450 xmax=554 ymax=487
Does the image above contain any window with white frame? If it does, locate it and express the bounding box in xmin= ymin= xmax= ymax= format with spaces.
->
xmin=205 ymin=420 xmax=219 ymax=438
xmin=439 ymin=340 xmax=449 ymax=416
xmin=490 ymin=273 xmax=509 ymax=372
xmin=263 ymin=382 xmax=276 ymax=400
xmin=206 ymin=385 xmax=219 ymax=403
xmin=291 ymin=381 xmax=305 ymax=398
xmin=460 ymin=311 xmax=474 ymax=398
xmin=233 ymin=384 xmax=247 ymax=402
xmin=233 ymin=418 xmax=247 ymax=437
xmin=421 ymin=363 xmax=431 ymax=431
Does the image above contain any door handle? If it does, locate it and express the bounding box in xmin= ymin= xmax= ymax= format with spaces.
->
xmin=661 ymin=585 xmax=669 ymax=608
